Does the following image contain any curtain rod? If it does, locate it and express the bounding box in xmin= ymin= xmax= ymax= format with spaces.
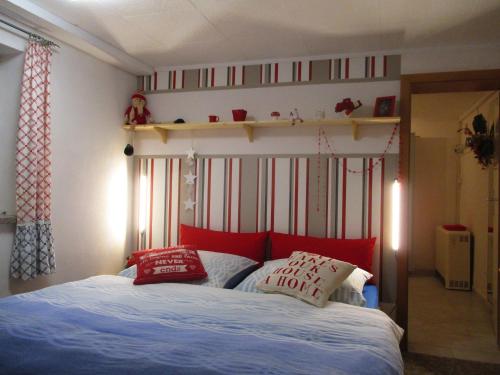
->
xmin=0 ymin=18 xmax=60 ymax=48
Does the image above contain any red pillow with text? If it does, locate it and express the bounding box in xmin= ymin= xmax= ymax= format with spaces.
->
xmin=126 ymin=245 xmax=194 ymax=268
xmin=179 ymin=224 xmax=268 ymax=263
xmin=133 ymin=247 xmax=207 ymax=285
xmin=270 ymin=232 xmax=376 ymax=274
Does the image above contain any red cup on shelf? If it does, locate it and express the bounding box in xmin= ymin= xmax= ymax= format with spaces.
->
xmin=208 ymin=115 xmax=219 ymax=122
xmin=232 ymin=109 xmax=247 ymax=121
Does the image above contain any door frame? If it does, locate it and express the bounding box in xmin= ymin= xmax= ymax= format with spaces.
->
xmin=398 ymin=69 xmax=500 ymax=350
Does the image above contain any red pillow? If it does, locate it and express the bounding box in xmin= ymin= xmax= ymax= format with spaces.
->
xmin=270 ymin=232 xmax=376 ymax=274
xmin=133 ymin=247 xmax=207 ymax=285
xmin=179 ymin=225 xmax=268 ymax=263
xmin=126 ymin=245 xmax=193 ymax=267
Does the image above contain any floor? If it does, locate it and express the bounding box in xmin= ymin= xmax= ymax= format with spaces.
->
xmin=408 ymin=275 xmax=500 ymax=364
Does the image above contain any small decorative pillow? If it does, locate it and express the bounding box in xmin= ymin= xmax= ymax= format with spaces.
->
xmin=330 ymin=267 xmax=373 ymax=307
xmin=235 ymin=259 xmax=372 ymax=307
xmin=133 ymin=247 xmax=207 ymax=285
xmin=189 ymin=251 xmax=258 ymax=288
xmin=126 ymin=245 xmax=194 ymax=268
xmin=256 ymin=251 xmax=356 ymax=307
xmin=121 ymin=251 xmax=257 ymax=289
xmin=234 ymin=259 xmax=286 ymax=293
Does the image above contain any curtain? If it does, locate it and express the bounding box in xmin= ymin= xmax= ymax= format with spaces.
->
xmin=10 ymin=40 xmax=56 ymax=280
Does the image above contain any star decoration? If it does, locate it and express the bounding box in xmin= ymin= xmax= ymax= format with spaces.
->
xmin=186 ymin=147 xmax=196 ymax=160
xmin=183 ymin=198 xmax=196 ymax=211
xmin=184 ymin=170 xmax=197 ymax=185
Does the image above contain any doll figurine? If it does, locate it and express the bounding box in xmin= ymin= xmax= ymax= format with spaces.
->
xmin=124 ymin=92 xmax=152 ymax=125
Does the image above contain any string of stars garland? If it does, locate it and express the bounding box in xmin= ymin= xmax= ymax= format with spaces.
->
xmin=183 ymin=147 xmax=197 ymax=210
xmin=316 ymin=123 xmax=399 ymax=211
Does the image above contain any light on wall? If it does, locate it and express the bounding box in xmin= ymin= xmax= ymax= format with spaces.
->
xmin=391 ymin=179 xmax=401 ymax=251
xmin=138 ymin=174 xmax=148 ymax=233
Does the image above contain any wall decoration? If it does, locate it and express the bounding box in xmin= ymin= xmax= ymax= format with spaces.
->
xmin=373 ymin=96 xmax=396 ymax=117
xmin=183 ymin=148 xmax=198 ymax=211
xmin=134 ymin=154 xmax=398 ymax=286
xmin=289 ymin=108 xmax=303 ymax=125
xmin=124 ymin=91 xmax=153 ymax=125
xmin=335 ymin=98 xmax=362 ymax=117
xmin=232 ymin=109 xmax=247 ymax=121
xmin=137 ymin=54 xmax=401 ymax=93
xmin=186 ymin=147 xmax=196 ymax=162
xmin=184 ymin=170 xmax=197 ymax=185
xmin=124 ymin=143 xmax=134 ymax=156
xmin=459 ymin=114 xmax=496 ymax=168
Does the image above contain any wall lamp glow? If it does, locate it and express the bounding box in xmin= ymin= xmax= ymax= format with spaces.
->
xmin=391 ymin=179 xmax=401 ymax=251
xmin=138 ymin=174 xmax=148 ymax=233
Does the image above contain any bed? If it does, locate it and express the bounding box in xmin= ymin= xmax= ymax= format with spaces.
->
xmin=0 ymin=274 xmax=402 ymax=374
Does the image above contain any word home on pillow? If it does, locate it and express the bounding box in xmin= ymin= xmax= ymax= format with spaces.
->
xmin=256 ymin=251 xmax=355 ymax=307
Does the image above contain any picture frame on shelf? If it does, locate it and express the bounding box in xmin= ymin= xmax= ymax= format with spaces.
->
xmin=373 ymin=96 xmax=396 ymax=117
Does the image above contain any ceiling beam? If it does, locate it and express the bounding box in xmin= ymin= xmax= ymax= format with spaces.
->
xmin=0 ymin=0 xmax=152 ymax=75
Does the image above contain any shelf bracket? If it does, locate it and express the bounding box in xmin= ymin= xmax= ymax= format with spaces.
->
xmin=351 ymin=121 xmax=359 ymax=140
xmin=153 ymin=127 xmax=169 ymax=143
xmin=243 ymin=125 xmax=254 ymax=142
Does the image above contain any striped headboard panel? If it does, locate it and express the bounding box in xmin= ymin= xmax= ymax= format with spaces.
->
xmin=133 ymin=155 xmax=398 ymax=295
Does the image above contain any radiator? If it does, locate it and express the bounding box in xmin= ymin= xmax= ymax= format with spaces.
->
xmin=435 ymin=226 xmax=471 ymax=290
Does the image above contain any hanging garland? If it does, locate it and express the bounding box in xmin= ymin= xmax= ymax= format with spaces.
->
xmin=317 ymin=123 xmax=399 ymax=174
xmin=316 ymin=123 xmax=399 ymax=212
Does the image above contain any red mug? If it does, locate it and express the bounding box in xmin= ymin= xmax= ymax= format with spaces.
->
xmin=208 ymin=115 xmax=219 ymax=122
xmin=232 ymin=109 xmax=247 ymax=122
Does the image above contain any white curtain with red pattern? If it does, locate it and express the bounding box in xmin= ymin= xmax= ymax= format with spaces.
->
xmin=10 ymin=40 xmax=56 ymax=280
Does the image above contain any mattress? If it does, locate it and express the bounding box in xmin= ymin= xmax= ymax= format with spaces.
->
xmin=0 ymin=276 xmax=403 ymax=374
xmin=363 ymin=284 xmax=379 ymax=309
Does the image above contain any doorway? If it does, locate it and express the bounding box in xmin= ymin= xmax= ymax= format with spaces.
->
xmin=398 ymin=70 xmax=500 ymax=353
xmin=408 ymin=91 xmax=499 ymax=362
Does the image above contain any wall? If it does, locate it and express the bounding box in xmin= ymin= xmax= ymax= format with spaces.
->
xmin=0 ymin=46 xmax=23 ymax=297
xmin=136 ymin=80 xmax=400 ymax=156
xmin=0 ymin=28 xmax=136 ymax=297
xmin=410 ymin=137 xmax=448 ymax=271
xmin=401 ymin=43 xmax=500 ymax=74
xmin=459 ymin=92 xmax=499 ymax=301
xmin=408 ymin=92 xmax=490 ymax=273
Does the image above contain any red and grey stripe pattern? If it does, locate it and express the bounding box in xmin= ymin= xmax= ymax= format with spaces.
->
xmin=292 ymin=60 xmax=310 ymax=82
xmin=332 ymin=56 xmax=388 ymax=80
xmin=256 ymin=158 xmax=310 ymax=234
xmin=136 ymin=156 xmax=390 ymax=284
xmin=139 ymin=55 xmax=397 ymax=91
xmin=195 ymin=158 xmax=242 ymax=232
xmin=137 ymin=158 xmax=182 ymax=250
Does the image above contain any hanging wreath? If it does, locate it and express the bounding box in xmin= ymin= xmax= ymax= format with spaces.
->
xmin=459 ymin=114 xmax=496 ymax=168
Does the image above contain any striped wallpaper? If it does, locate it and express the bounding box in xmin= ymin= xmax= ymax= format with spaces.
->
xmin=138 ymin=54 xmax=400 ymax=92
xmin=134 ymin=154 xmax=397 ymax=288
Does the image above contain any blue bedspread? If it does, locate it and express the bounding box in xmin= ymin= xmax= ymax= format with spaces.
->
xmin=0 ymin=276 xmax=403 ymax=374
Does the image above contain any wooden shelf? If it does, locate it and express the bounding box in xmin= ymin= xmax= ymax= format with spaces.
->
xmin=123 ymin=117 xmax=400 ymax=143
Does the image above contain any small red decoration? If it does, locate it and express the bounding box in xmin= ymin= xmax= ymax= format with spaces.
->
xmin=335 ymin=98 xmax=362 ymax=116
xmin=124 ymin=91 xmax=153 ymax=125
xmin=232 ymin=109 xmax=247 ymax=121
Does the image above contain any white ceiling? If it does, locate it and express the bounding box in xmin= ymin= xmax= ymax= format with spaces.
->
xmin=11 ymin=0 xmax=500 ymax=68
